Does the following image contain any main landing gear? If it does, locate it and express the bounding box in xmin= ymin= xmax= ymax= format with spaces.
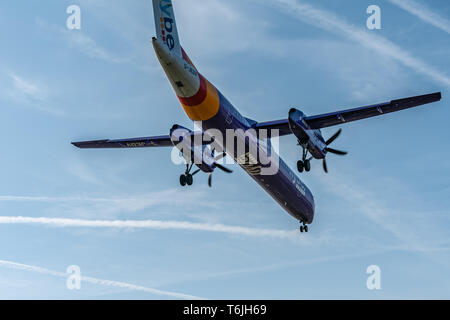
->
xmin=297 ymin=142 xmax=312 ymax=173
xmin=179 ymin=163 xmax=200 ymax=187
xmin=299 ymin=221 xmax=309 ymax=233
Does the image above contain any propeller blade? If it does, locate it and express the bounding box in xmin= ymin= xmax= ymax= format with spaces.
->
xmin=323 ymin=159 xmax=328 ymax=173
xmin=325 ymin=129 xmax=342 ymax=146
xmin=324 ymin=147 xmax=348 ymax=156
xmin=208 ymin=173 xmax=212 ymax=187
xmin=214 ymin=163 xmax=233 ymax=173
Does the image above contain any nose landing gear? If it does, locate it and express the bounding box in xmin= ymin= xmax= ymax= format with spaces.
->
xmin=179 ymin=163 xmax=200 ymax=187
xmin=299 ymin=221 xmax=309 ymax=233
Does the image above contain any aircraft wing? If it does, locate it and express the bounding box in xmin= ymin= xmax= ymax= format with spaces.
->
xmin=254 ymin=92 xmax=441 ymax=133
xmin=304 ymin=92 xmax=441 ymax=129
xmin=253 ymin=119 xmax=292 ymax=136
xmin=72 ymin=135 xmax=173 ymax=149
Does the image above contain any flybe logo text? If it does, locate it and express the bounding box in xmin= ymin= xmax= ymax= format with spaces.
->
xmin=160 ymin=0 xmax=176 ymax=51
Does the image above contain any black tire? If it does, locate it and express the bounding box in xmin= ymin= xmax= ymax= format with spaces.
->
xmin=300 ymin=225 xmax=304 ymax=233
xmin=180 ymin=174 xmax=187 ymax=186
xmin=304 ymin=160 xmax=311 ymax=172
xmin=304 ymin=225 xmax=309 ymax=233
xmin=297 ymin=160 xmax=304 ymax=173
xmin=186 ymin=174 xmax=193 ymax=186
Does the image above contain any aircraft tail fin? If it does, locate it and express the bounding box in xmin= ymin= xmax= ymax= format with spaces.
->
xmin=152 ymin=0 xmax=182 ymax=57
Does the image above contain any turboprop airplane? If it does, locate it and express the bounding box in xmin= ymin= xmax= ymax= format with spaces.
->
xmin=72 ymin=0 xmax=442 ymax=233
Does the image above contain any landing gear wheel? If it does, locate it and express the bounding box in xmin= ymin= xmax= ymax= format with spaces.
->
xmin=186 ymin=174 xmax=193 ymax=186
xmin=304 ymin=225 xmax=309 ymax=233
xmin=180 ymin=174 xmax=187 ymax=187
xmin=297 ymin=160 xmax=304 ymax=173
xmin=300 ymin=225 xmax=304 ymax=233
xmin=304 ymin=160 xmax=311 ymax=172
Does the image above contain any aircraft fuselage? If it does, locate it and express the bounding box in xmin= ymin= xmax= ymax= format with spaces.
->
xmin=153 ymin=39 xmax=315 ymax=224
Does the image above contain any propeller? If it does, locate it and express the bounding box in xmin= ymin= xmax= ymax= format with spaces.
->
xmin=324 ymin=147 xmax=348 ymax=156
xmin=325 ymin=128 xmax=342 ymax=145
xmin=208 ymin=152 xmax=233 ymax=187
xmin=322 ymin=158 xmax=328 ymax=173
xmin=322 ymin=129 xmax=347 ymax=173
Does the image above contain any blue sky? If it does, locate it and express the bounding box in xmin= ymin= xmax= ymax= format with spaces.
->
xmin=0 ymin=0 xmax=449 ymax=299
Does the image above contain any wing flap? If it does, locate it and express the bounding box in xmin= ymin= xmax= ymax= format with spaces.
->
xmin=72 ymin=135 xmax=173 ymax=149
xmin=304 ymin=92 xmax=441 ymax=129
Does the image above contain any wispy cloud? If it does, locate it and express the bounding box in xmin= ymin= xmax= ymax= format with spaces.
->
xmin=2 ymin=72 xmax=64 ymax=116
xmin=0 ymin=216 xmax=300 ymax=240
xmin=67 ymin=160 xmax=105 ymax=185
xmin=263 ymin=0 xmax=450 ymax=88
xmin=0 ymin=190 xmax=214 ymax=216
xmin=10 ymin=74 xmax=45 ymax=101
xmin=64 ymin=30 xmax=128 ymax=64
xmin=175 ymin=250 xmax=389 ymax=285
xmin=314 ymin=171 xmax=450 ymax=266
xmin=0 ymin=259 xmax=203 ymax=300
xmin=177 ymin=0 xmax=272 ymax=57
xmin=389 ymin=0 xmax=450 ymax=34
xmin=35 ymin=18 xmax=128 ymax=65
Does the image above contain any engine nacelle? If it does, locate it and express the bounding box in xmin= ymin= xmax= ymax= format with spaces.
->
xmin=288 ymin=108 xmax=310 ymax=144
xmin=288 ymin=109 xmax=326 ymax=159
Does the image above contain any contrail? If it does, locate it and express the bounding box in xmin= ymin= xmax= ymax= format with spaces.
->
xmin=0 ymin=216 xmax=298 ymax=240
xmin=0 ymin=259 xmax=204 ymax=300
xmin=389 ymin=0 xmax=450 ymax=35
xmin=0 ymin=191 xmax=215 ymax=213
xmin=0 ymin=191 xmax=188 ymax=205
xmin=264 ymin=0 xmax=450 ymax=88
xmin=0 ymin=195 xmax=136 ymax=202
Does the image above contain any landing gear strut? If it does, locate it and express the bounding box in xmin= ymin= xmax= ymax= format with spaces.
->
xmin=297 ymin=142 xmax=311 ymax=173
xmin=179 ymin=163 xmax=200 ymax=187
xmin=299 ymin=221 xmax=309 ymax=233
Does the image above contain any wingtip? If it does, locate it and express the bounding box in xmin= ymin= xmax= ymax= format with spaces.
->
xmin=430 ymin=91 xmax=442 ymax=101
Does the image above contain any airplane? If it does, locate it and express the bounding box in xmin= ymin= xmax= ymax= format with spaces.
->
xmin=72 ymin=0 xmax=442 ymax=233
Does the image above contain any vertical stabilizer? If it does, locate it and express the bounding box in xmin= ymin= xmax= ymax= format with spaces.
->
xmin=152 ymin=0 xmax=182 ymax=57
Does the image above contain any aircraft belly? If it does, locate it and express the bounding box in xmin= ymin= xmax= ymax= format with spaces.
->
xmin=249 ymin=164 xmax=315 ymax=224
xmin=201 ymin=92 xmax=315 ymax=224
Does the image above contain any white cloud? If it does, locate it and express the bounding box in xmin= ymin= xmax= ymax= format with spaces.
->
xmin=389 ymin=0 xmax=450 ymax=35
xmin=0 ymin=190 xmax=215 ymax=221
xmin=263 ymin=0 xmax=450 ymax=88
xmin=0 ymin=216 xmax=300 ymax=240
xmin=314 ymin=170 xmax=450 ymax=266
xmin=0 ymin=190 xmax=205 ymax=209
xmin=67 ymin=160 xmax=105 ymax=185
xmin=10 ymin=74 xmax=44 ymax=100
xmin=64 ymin=30 xmax=128 ymax=64
xmin=35 ymin=18 xmax=128 ymax=65
xmin=0 ymin=259 xmax=203 ymax=299
xmin=176 ymin=0 xmax=271 ymax=57
xmin=2 ymin=72 xmax=64 ymax=115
